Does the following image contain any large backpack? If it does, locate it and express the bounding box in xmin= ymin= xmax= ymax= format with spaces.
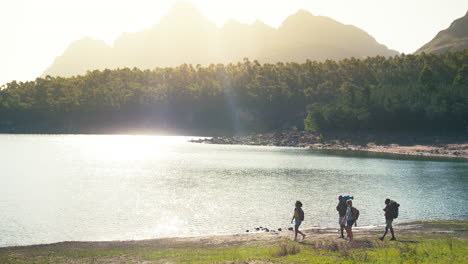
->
xmin=389 ymin=201 xmax=400 ymax=219
xmin=299 ymin=208 xmax=305 ymax=221
xmin=352 ymin=207 xmax=360 ymax=221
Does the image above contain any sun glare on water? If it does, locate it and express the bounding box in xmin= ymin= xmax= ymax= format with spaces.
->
xmin=82 ymin=135 xmax=190 ymax=161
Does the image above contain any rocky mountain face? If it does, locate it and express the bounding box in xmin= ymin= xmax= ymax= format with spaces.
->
xmin=43 ymin=3 xmax=398 ymax=77
xmin=415 ymin=11 xmax=468 ymax=54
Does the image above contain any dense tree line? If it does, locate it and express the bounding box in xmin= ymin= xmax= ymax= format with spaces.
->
xmin=0 ymin=50 xmax=467 ymax=134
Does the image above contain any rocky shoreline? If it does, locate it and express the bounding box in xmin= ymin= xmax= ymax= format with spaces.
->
xmin=190 ymin=131 xmax=468 ymax=160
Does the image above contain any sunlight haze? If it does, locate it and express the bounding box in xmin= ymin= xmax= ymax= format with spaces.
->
xmin=1 ymin=0 xmax=467 ymax=86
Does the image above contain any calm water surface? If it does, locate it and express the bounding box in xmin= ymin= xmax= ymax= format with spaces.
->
xmin=0 ymin=135 xmax=467 ymax=246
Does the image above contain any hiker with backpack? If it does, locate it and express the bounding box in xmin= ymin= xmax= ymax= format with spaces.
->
xmin=336 ymin=195 xmax=347 ymax=239
xmin=291 ymin=200 xmax=306 ymax=241
xmin=379 ymin=198 xmax=399 ymax=241
xmin=341 ymin=199 xmax=359 ymax=242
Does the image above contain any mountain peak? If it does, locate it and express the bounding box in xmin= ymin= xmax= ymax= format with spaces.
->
xmin=160 ymin=1 xmax=205 ymax=24
xmin=167 ymin=1 xmax=201 ymax=15
xmin=280 ymin=9 xmax=319 ymax=29
xmin=295 ymin=9 xmax=314 ymax=17
xmin=155 ymin=1 xmax=216 ymax=33
xmin=251 ymin=19 xmax=269 ymax=27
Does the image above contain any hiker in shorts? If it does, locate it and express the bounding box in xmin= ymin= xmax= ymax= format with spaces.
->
xmin=291 ymin=201 xmax=306 ymax=241
xmin=379 ymin=198 xmax=397 ymax=241
xmin=336 ymin=195 xmax=347 ymax=238
xmin=341 ymin=199 xmax=358 ymax=242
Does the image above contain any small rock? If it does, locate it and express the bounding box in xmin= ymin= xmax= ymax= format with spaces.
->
xmin=278 ymin=228 xmax=282 ymax=231
xmin=288 ymin=227 xmax=293 ymax=231
xmin=246 ymin=230 xmax=249 ymax=232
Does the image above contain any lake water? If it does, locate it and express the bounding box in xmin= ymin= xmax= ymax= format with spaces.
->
xmin=0 ymin=134 xmax=467 ymax=247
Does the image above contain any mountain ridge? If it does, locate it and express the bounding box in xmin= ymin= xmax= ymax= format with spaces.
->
xmin=42 ymin=4 xmax=399 ymax=77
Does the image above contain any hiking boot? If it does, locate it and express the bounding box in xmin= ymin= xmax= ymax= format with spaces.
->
xmin=338 ymin=235 xmax=345 ymax=239
xmin=390 ymin=237 xmax=396 ymax=241
xmin=379 ymin=237 xmax=384 ymax=241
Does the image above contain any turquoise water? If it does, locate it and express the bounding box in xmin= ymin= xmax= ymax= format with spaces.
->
xmin=0 ymin=134 xmax=467 ymax=246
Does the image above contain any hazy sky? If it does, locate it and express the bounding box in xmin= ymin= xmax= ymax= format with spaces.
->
xmin=1 ymin=0 xmax=467 ymax=86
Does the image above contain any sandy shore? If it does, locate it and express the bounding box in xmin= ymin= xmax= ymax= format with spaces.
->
xmin=191 ymin=131 xmax=468 ymax=160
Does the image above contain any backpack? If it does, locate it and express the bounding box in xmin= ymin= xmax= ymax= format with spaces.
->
xmin=299 ymin=208 xmax=305 ymax=221
xmin=352 ymin=207 xmax=360 ymax=221
xmin=389 ymin=201 xmax=400 ymax=219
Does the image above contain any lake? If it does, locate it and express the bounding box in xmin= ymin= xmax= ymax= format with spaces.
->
xmin=0 ymin=134 xmax=467 ymax=247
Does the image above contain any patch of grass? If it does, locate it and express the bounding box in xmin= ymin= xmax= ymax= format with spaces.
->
xmin=139 ymin=246 xmax=273 ymax=264
xmin=271 ymin=242 xmax=301 ymax=257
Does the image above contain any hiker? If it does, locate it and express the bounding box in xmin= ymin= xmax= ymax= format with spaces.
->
xmin=341 ymin=199 xmax=359 ymax=242
xmin=379 ymin=198 xmax=399 ymax=241
xmin=336 ymin=195 xmax=347 ymax=238
xmin=291 ymin=200 xmax=306 ymax=241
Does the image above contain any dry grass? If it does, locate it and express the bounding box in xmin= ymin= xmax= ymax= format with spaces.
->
xmin=271 ymin=243 xmax=301 ymax=257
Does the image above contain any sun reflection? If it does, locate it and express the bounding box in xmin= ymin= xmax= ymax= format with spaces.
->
xmin=82 ymin=135 xmax=192 ymax=161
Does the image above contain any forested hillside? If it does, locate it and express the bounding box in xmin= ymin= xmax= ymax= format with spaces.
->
xmin=1 ymin=50 xmax=467 ymax=134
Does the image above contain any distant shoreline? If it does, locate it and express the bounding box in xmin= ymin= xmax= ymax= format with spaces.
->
xmin=190 ymin=131 xmax=468 ymax=161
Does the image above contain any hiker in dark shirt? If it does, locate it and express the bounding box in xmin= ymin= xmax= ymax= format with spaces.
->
xmin=336 ymin=196 xmax=347 ymax=238
xmin=291 ymin=201 xmax=306 ymax=241
xmin=379 ymin=198 xmax=397 ymax=241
